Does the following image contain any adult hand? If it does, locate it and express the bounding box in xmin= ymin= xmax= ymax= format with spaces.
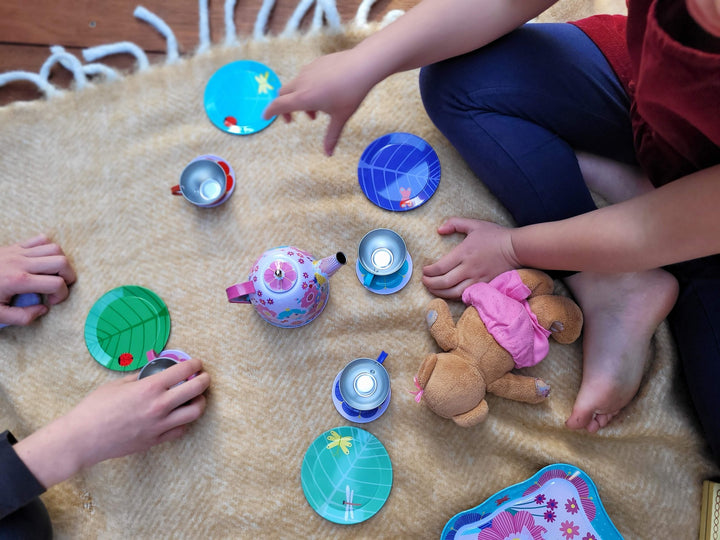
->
xmin=14 ymin=358 xmax=210 ymax=488
xmin=263 ymin=48 xmax=378 ymax=156
xmin=0 ymin=234 xmax=76 ymax=326
xmin=422 ymin=218 xmax=520 ymax=298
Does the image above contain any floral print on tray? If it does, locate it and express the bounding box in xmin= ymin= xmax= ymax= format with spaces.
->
xmin=442 ymin=464 xmax=623 ymax=540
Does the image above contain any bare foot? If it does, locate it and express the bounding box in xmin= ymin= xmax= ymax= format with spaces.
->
xmin=564 ymin=269 xmax=678 ymax=432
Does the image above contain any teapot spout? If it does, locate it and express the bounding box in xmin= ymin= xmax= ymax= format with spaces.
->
xmin=316 ymin=252 xmax=346 ymax=278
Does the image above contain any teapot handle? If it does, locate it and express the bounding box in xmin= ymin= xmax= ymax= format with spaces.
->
xmin=226 ymin=282 xmax=255 ymax=303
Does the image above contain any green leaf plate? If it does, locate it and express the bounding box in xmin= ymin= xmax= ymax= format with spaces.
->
xmin=84 ymin=285 xmax=171 ymax=372
xmin=301 ymin=426 xmax=392 ymax=525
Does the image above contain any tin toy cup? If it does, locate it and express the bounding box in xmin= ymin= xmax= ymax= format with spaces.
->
xmin=357 ymin=229 xmax=407 ymax=288
xmin=171 ymin=155 xmax=234 ymax=207
xmin=332 ymin=351 xmax=391 ymax=423
xmin=138 ymin=357 xmax=178 ymax=379
xmin=138 ymin=349 xmax=193 ymax=382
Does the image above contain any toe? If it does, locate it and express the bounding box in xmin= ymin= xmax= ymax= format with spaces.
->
xmin=594 ymin=412 xmax=616 ymax=430
xmin=565 ymin=405 xmax=595 ymax=431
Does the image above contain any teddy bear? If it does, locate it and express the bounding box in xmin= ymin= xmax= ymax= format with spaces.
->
xmin=413 ymin=268 xmax=583 ymax=427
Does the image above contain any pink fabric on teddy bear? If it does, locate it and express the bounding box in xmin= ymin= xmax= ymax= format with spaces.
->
xmin=461 ymin=270 xmax=551 ymax=369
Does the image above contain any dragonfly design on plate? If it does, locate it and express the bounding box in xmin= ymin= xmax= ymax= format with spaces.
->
xmin=343 ymin=485 xmax=361 ymax=521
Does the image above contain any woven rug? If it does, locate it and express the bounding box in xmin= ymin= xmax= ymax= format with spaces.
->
xmin=0 ymin=1 xmax=717 ymax=538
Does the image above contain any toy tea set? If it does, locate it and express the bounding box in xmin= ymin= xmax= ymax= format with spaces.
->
xmin=57 ymin=58 xmax=617 ymax=534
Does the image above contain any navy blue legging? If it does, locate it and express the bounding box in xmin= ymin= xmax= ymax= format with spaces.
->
xmin=419 ymin=22 xmax=720 ymax=464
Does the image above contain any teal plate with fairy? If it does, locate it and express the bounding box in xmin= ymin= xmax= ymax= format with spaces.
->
xmin=301 ymin=426 xmax=392 ymax=525
xmin=442 ymin=463 xmax=623 ymax=540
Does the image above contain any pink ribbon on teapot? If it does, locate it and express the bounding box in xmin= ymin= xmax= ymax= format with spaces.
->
xmin=461 ymin=270 xmax=551 ymax=369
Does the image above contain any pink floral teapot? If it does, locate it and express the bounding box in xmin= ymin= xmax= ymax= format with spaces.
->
xmin=226 ymin=246 xmax=346 ymax=328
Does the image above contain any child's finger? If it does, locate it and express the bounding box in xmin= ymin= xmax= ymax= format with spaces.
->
xmin=166 ymin=371 xmax=211 ymax=410
xmin=324 ymin=115 xmax=349 ymax=156
xmin=154 ymin=424 xmax=189 ymax=446
xmin=164 ymin=394 xmax=208 ymax=429
xmin=422 ymin=247 xmax=465 ymax=277
xmin=154 ymin=357 xmax=204 ymax=389
xmin=45 ymin=280 xmax=71 ymax=305
xmin=0 ymin=304 xmax=48 ymax=326
xmin=437 ymin=217 xmax=477 ymax=235
xmin=11 ymin=274 xmax=67 ymax=297
xmin=25 ymin=255 xmax=75 ymax=279
xmin=18 ymin=234 xmax=50 ymax=249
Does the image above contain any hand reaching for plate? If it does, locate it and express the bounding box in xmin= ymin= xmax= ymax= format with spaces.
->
xmin=263 ymin=49 xmax=379 ymax=156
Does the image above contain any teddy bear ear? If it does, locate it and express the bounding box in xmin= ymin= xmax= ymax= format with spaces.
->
xmin=452 ymin=400 xmax=489 ymax=427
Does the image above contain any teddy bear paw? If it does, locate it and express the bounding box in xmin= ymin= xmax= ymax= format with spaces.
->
xmin=534 ymin=378 xmax=550 ymax=398
xmin=550 ymin=320 xmax=565 ymax=333
xmin=426 ymin=309 xmax=438 ymax=328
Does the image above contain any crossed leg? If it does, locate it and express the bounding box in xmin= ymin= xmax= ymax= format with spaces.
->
xmin=419 ymin=24 xmax=680 ymax=433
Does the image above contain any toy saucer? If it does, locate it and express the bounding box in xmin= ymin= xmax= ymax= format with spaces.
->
xmin=441 ymin=463 xmax=622 ymax=540
xmin=301 ymin=426 xmax=392 ymax=524
xmin=356 ymin=252 xmax=413 ymax=295
xmin=84 ymin=285 xmax=170 ymax=372
xmin=358 ymin=132 xmax=441 ymax=212
xmin=332 ymin=371 xmax=391 ymax=424
xmin=204 ymin=60 xmax=280 ymax=135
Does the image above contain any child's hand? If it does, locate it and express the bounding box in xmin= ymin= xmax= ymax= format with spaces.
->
xmin=14 ymin=358 xmax=210 ymax=488
xmin=0 ymin=234 xmax=76 ymax=326
xmin=422 ymin=218 xmax=520 ymax=298
xmin=263 ymin=49 xmax=377 ymax=156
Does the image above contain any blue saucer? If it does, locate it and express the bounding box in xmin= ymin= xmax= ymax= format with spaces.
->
xmin=204 ymin=60 xmax=280 ymax=135
xmin=332 ymin=372 xmax=391 ymax=424
xmin=358 ymin=132 xmax=441 ymax=212
xmin=356 ymin=252 xmax=413 ymax=295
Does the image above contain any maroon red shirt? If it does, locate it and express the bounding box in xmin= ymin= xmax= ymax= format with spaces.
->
xmin=572 ymin=0 xmax=720 ymax=186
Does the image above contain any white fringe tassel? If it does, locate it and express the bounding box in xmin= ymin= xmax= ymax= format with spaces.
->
xmin=253 ymin=0 xmax=277 ymax=41
xmin=0 ymin=71 xmax=59 ymax=98
xmin=224 ymin=0 xmax=238 ymax=46
xmin=198 ymin=0 xmax=211 ymax=53
xmin=0 ymin=0 xmax=406 ymax=101
xmin=82 ymin=42 xmax=150 ymax=71
xmin=133 ymin=6 xmax=180 ymax=64
xmin=42 ymin=46 xmax=88 ymax=89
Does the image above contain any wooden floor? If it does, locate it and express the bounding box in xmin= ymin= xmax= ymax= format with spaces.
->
xmin=0 ymin=0 xmax=417 ymax=106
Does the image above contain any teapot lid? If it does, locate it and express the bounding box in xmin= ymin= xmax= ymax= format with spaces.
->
xmin=263 ymin=258 xmax=298 ymax=293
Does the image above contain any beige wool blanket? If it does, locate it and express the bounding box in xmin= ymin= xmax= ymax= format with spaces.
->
xmin=1 ymin=1 xmax=717 ymax=538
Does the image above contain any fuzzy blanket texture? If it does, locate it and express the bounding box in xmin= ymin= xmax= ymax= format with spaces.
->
xmin=1 ymin=1 xmax=717 ymax=538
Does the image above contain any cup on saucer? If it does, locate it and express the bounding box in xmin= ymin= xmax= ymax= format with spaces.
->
xmin=358 ymin=228 xmax=407 ymax=287
xmin=332 ymin=351 xmax=391 ymax=423
xmin=357 ymin=229 xmax=412 ymax=294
